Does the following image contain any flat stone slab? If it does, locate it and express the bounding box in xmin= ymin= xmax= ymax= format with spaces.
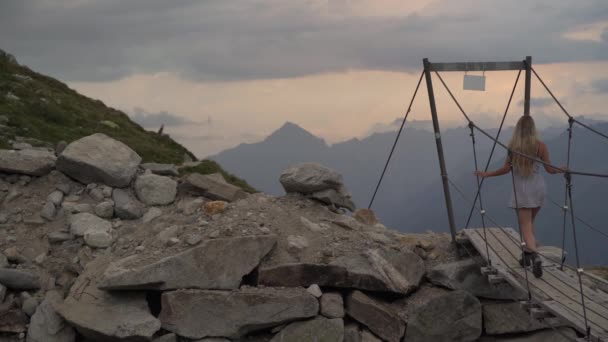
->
xmin=159 ymin=287 xmax=319 ymax=339
xmin=0 ymin=149 xmax=56 ymax=176
xmin=280 ymin=163 xmax=343 ymax=193
xmin=345 ymin=291 xmax=405 ymax=342
xmin=259 ymin=248 xmax=424 ymax=295
xmin=483 ymin=302 xmax=559 ymax=335
xmin=57 ymin=133 xmax=141 ymax=187
xmin=100 ymin=235 xmax=277 ymax=290
xmin=269 ymin=317 xmax=344 ymax=342
xmin=180 ymin=173 xmax=248 ymax=202
xmin=57 ymin=257 xmax=160 ymax=341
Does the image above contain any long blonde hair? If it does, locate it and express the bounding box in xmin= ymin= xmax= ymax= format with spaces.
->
xmin=508 ymin=115 xmax=539 ymax=176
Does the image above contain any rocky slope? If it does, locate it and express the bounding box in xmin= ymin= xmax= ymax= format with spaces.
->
xmin=0 ymin=133 xmax=583 ymax=341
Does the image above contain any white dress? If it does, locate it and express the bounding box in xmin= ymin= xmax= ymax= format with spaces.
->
xmin=508 ymin=152 xmax=546 ymax=209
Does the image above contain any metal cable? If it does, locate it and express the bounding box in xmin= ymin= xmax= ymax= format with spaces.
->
xmin=465 ymin=68 xmax=522 ymax=228
xmin=560 ymin=118 xmax=574 ymax=270
xmin=368 ymin=70 xmax=424 ymax=209
xmin=566 ymin=172 xmax=592 ymax=337
xmin=547 ymin=197 xmax=608 ymax=241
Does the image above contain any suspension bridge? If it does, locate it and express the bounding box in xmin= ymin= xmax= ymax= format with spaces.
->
xmin=369 ymin=57 xmax=608 ymax=341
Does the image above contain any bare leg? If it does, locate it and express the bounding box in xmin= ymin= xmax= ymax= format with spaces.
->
xmin=517 ymin=208 xmax=537 ymax=252
xmin=531 ymin=206 xmax=541 ymax=244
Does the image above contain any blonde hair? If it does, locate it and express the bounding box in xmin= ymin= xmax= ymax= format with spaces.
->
xmin=508 ymin=115 xmax=539 ymax=176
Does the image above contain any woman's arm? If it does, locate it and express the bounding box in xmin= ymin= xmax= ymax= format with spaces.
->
xmin=539 ymin=142 xmax=565 ymax=174
xmin=475 ymin=157 xmax=511 ymax=178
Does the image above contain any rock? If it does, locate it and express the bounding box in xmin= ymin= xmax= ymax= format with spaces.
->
xmin=84 ymin=229 xmax=113 ymax=248
xmin=427 ymin=258 xmax=527 ymax=300
xmin=47 ymin=232 xmax=73 ymax=244
xmin=40 ymin=202 xmax=57 ymax=221
xmin=101 ymin=185 xmax=113 ymax=198
xmin=483 ymin=302 xmax=557 ymax=335
xmin=311 ymin=187 xmax=356 ymax=212
xmin=185 ymin=234 xmax=203 ymax=246
xmin=100 ymin=235 xmax=277 ymax=290
xmin=204 ymin=200 xmax=227 ymax=215
xmin=0 ymin=309 xmax=28 ymax=333
xmin=306 ymin=284 xmax=322 ymax=298
xmin=153 ymin=333 xmax=178 ymax=342
xmin=320 ymin=292 xmax=344 ymax=318
xmin=0 ymin=284 xmax=6 ymax=302
xmin=88 ymin=187 xmax=105 ymax=201
xmin=405 ymin=290 xmax=482 ymax=342
xmin=206 ymin=172 xmax=227 ymax=183
xmin=181 ymin=173 xmax=248 ymax=202
xmin=353 ymin=209 xmax=378 ymax=226
xmin=68 ymin=213 xmax=111 ymax=237
xmin=142 ymin=207 xmax=163 ymax=223
xmin=157 ymin=225 xmax=183 ymax=244
xmin=345 ymin=291 xmax=405 ymax=342
xmin=12 ymin=142 xmax=32 ymax=150
xmin=0 ymin=149 xmax=56 ymax=176
xmin=260 ymin=248 xmax=425 ymax=295
xmin=0 ymin=269 xmax=40 ymax=289
xmin=177 ymin=197 xmax=205 ymax=215
xmin=269 ymin=317 xmax=344 ymax=342
xmin=287 ymin=235 xmax=309 ymax=252
xmin=0 ymin=212 xmax=8 ymax=224
xmin=3 ymin=246 xmax=26 ymax=263
xmin=280 ymin=163 xmax=342 ymax=193
xmin=159 ymin=287 xmax=319 ymax=339
xmin=55 ymin=141 xmax=67 ymax=155
xmin=141 ymin=163 xmax=179 ymax=176
xmin=361 ymin=328 xmax=383 ymax=342
xmin=112 ymin=188 xmax=144 ymax=219
xmin=477 ymin=328 xmax=577 ymax=342
xmin=94 ymin=201 xmax=114 ymax=219
xmin=22 ymin=297 xmax=39 ymax=316
xmin=47 ymin=191 xmax=64 ymax=206
xmin=56 ymin=133 xmax=141 ymax=187
xmin=300 ymin=216 xmax=325 ymax=232
xmin=134 ymin=174 xmax=177 ymax=206
xmin=61 ymin=202 xmax=93 ymax=214
xmin=0 ymin=253 xmax=8 ymax=267
xmin=344 ymin=323 xmax=361 ymax=342
xmin=24 ymin=214 xmax=45 ymax=226
xmin=57 ymin=257 xmax=161 ymax=341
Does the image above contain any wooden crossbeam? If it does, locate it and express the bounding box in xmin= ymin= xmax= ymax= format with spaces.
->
xmin=428 ymin=61 xmax=525 ymax=72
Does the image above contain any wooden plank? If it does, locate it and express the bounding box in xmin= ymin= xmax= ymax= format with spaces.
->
xmin=428 ymin=61 xmax=524 ymax=72
xmin=543 ymin=300 xmax=608 ymax=339
xmin=491 ymin=228 xmax=608 ymax=324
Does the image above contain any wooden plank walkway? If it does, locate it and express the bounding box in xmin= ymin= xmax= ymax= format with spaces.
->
xmin=462 ymin=227 xmax=608 ymax=341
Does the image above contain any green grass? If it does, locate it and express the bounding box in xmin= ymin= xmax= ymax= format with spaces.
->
xmin=0 ymin=50 xmax=195 ymax=164
xmin=179 ymin=160 xmax=257 ymax=193
xmin=0 ymin=50 xmax=254 ymax=192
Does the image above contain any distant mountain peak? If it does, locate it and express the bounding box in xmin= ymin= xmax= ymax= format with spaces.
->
xmin=266 ymin=121 xmax=325 ymax=144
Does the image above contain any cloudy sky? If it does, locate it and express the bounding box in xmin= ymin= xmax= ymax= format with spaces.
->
xmin=2 ymin=0 xmax=608 ymax=157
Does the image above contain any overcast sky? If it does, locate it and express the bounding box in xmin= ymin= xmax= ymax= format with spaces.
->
xmin=2 ymin=0 xmax=608 ymax=157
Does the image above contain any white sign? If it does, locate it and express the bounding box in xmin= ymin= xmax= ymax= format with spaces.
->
xmin=463 ymin=74 xmax=486 ymax=91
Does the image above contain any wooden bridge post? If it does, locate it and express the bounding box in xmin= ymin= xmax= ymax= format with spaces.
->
xmin=423 ymin=58 xmax=457 ymax=242
xmin=524 ymin=56 xmax=532 ymax=116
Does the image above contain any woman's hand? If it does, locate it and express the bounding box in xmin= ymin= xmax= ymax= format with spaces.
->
xmin=474 ymin=170 xmax=489 ymax=178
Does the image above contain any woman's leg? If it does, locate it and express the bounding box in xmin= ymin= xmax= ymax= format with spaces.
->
xmin=531 ymin=206 xmax=541 ymax=242
xmin=517 ymin=208 xmax=537 ymax=252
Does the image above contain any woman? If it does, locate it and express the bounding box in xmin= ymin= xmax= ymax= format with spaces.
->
xmin=475 ymin=115 xmax=564 ymax=278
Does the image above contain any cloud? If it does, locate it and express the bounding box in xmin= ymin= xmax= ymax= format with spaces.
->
xmin=517 ymin=97 xmax=555 ymax=108
xmin=1 ymin=0 xmax=608 ymax=82
xmin=590 ymin=78 xmax=608 ymax=93
xmin=130 ymin=107 xmax=195 ymax=128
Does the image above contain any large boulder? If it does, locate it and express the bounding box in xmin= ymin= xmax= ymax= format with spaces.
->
xmin=159 ymin=287 xmax=319 ymax=339
xmin=180 ymin=173 xmax=248 ymax=202
xmin=26 ymin=291 xmax=76 ymax=342
xmin=269 ymin=317 xmax=344 ymax=342
xmin=0 ymin=149 xmax=56 ymax=176
xmin=405 ymin=290 xmax=482 ymax=342
xmin=483 ymin=302 xmax=560 ymax=335
xmin=100 ymin=235 xmax=277 ymax=290
xmin=428 ymin=258 xmax=527 ymax=300
xmin=56 ymin=134 xmax=141 ymax=187
xmin=112 ymin=188 xmax=145 ymax=220
xmin=478 ymin=328 xmax=577 ymax=341
xmin=141 ymin=163 xmax=179 ymax=176
xmin=311 ymin=187 xmax=356 ymax=211
xmin=345 ymin=291 xmax=405 ymax=342
xmin=68 ymin=212 xmax=111 ymax=237
xmin=259 ymin=248 xmax=425 ymax=295
xmin=57 ymin=257 xmax=161 ymax=341
xmin=134 ymin=173 xmax=177 ymax=205
xmin=280 ymin=163 xmax=342 ymax=193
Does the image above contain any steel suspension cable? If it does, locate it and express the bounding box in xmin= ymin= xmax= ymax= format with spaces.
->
xmin=368 ymin=70 xmax=424 ymax=209
xmin=465 ymin=68 xmax=522 ymax=228
xmin=532 ymin=67 xmax=608 ymax=141
xmin=547 ymin=197 xmax=608 ymax=241
xmin=566 ymin=172 xmax=592 ymax=338
xmin=560 ymin=118 xmax=575 ymax=270
xmin=468 ymin=122 xmax=492 ymax=266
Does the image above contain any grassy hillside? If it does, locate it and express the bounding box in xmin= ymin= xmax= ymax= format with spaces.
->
xmin=0 ymin=49 xmax=255 ymax=191
xmin=0 ymin=49 xmax=195 ymax=163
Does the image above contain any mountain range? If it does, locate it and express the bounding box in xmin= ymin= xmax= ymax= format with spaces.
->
xmin=213 ymin=119 xmax=608 ymax=265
